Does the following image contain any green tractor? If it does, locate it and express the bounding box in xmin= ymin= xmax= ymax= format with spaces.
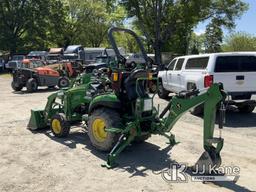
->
xmin=29 ymin=27 xmax=226 ymax=173
xmin=28 ymin=65 xmax=111 ymax=137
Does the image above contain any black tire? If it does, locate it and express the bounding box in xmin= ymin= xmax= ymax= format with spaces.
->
xmin=88 ymin=108 xmax=121 ymax=151
xmin=158 ymin=80 xmax=169 ymax=99
xmin=26 ymin=78 xmax=38 ymax=92
xmin=238 ymin=105 xmax=255 ymax=113
xmin=50 ymin=113 xmax=70 ymax=137
xmin=58 ymin=77 xmax=69 ymax=88
xmin=134 ymin=133 xmax=151 ymax=143
xmin=11 ymin=81 xmax=23 ymax=91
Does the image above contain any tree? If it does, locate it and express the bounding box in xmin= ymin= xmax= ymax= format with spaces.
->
xmin=119 ymin=0 xmax=248 ymax=64
xmin=205 ymin=17 xmax=223 ymax=53
xmin=63 ymin=0 xmax=126 ymax=48
xmin=0 ymin=0 xmax=67 ymax=54
xmin=222 ymin=32 xmax=256 ymax=52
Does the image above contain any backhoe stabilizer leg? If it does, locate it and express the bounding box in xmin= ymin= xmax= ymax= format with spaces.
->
xmin=102 ymin=134 xmax=135 ymax=169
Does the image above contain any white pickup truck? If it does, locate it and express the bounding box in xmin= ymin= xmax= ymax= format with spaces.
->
xmin=158 ymin=52 xmax=256 ymax=114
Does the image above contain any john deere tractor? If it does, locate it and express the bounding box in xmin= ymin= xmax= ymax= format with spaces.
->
xmin=29 ymin=27 xmax=226 ymax=173
xmin=28 ymin=65 xmax=111 ymax=137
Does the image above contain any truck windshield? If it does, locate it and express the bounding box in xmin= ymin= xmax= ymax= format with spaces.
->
xmin=215 ymin=56 xmax=256 ymax=72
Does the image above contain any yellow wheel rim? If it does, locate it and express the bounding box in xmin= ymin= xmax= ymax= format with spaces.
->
xmin=92 ymin=118 xmax=107 ymax=142
xmin=52 ymin=119 xmax=62 ymax=134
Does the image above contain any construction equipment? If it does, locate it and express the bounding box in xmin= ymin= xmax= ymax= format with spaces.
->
xmin=84 ymin=27 xmax=226 ymax=172
xmin=11 ymin=59 xmax=83 ymax=92
xmin=28 ymin=27 xmax=226 ymax=173
xmin=28 ymin=65 xmax=111 ymax=137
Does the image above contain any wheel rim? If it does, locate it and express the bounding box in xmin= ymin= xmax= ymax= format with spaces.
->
xmin=52 ymin=119 xmax=62 ymax=134
xmin=92 ymin=118 xmax=107 ymax=142
xmin=60 ymin=79 xmax=68 ymax=87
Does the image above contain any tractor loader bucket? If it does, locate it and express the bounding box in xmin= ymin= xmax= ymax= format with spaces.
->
xmin=27 ymin=109 xmax=47 ymax=130
xmin=193 ymin=150 xmax=221 ymax=174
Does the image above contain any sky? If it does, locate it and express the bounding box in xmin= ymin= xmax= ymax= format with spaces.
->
xmin=195 ymin=0 xmax=256 ymax=36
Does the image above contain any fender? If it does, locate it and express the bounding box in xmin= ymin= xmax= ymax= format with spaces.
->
xmin=88 ymin=94 xmax=121 ymax=114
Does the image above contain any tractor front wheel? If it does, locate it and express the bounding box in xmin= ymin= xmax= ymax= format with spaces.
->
xmin=88 ymin=108 xmax=121 ymax=151
xmin=26 ymin=78 xmax=38 ymax=92
xmin=50 ymin=113 xmax=70 ymax=137
xmin=58 ymin=77 xmax=69 ymax=88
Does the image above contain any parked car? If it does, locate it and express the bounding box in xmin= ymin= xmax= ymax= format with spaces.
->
xmin=12 ymin=55 xmax=26 ymax=61
xmin=47 ymin=48 xmax=64 ymax=64
xmin=5 ymin=60 xmax=22 ymax=70
xmin=158 ymin=52 xmax=256 ymax=114
xmin=27 ymin=51 xmax=48 ymax=61
xmin=84 ymin=47 xmax=106 ymax=64
xmin=125 ymin=53 xmax=146 ymax=65
xmin=63 ymin=45 xmax=85 ymax=62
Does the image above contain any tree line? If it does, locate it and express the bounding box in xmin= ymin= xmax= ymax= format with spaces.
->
xmin=0 ymin=0 xmax=252 ymax=64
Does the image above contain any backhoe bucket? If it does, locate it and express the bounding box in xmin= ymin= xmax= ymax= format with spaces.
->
xmin=193 ymin=150 xmax=221 ymax=174
xmin=27 ymin=109 xmax=47 ymax=130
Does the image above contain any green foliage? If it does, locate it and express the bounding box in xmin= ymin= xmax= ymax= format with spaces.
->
xmin=0 ymin=0 xmax=249 ymax=57
xmin=205 ymin=18 xmax=223 ymax=53
xmin=222 ymin=32 xmax=256 ymax=52
xmin=0 ymin=0 xmax=66 ymax=54
xmin=119 ymin=0 xmax=248 ymax=63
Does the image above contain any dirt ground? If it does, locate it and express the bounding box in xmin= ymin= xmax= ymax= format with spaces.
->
xmin=0 ymin=75 xmax=256 ymax=192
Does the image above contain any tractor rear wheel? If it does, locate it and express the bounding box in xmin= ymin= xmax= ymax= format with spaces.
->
xmin=11 ymin=81 xmax=23 ymax=91
xmin=50 ymin=113 xmax=70 ymax=137
xmin=58 ymin=77 xmax=69 ymax=88
xmin=88 ymin=108 xmax=121 ymax=151
xmin=26 ymin=78 xmax=38 ymax=92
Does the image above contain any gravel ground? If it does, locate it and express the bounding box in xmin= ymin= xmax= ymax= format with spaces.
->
xmin=0 ymin=75 xmax=256 ymax=192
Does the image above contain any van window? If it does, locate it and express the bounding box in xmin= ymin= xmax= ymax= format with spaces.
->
xmin=174 ymin=58 xmax=184 ymax=70
xmin=215 ymin=56 xmax=256 ymax=72
xmin=168 ymin=59 xmax=176 ymax=70
xmin=185 ymin=57 xmax=209 ymax=69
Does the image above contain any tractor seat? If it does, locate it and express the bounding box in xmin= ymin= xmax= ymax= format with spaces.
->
xmin=123 ymin=69 xmax=148 ymax=100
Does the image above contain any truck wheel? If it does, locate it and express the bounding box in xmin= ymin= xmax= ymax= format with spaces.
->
xmin=58 ymin=77 xmax=69 ymax=88
xmin=88 ymin=108 xmax=121 ymax=151
xmin=238 ymin=105 xmax=255 ymax=113
xmin=11 ymin=81 xmax=23 ymax=91
xmin=26 ymin=78 xmax=38 ymax=92
xmin=50 ymin=113 xmax=70 ymax=137
xmin=158 ymin=80 xmax=169 ymax=99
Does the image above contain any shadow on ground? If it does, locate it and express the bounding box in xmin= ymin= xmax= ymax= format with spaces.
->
xmin=32 ymin=128 xmax=254 ymax=191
